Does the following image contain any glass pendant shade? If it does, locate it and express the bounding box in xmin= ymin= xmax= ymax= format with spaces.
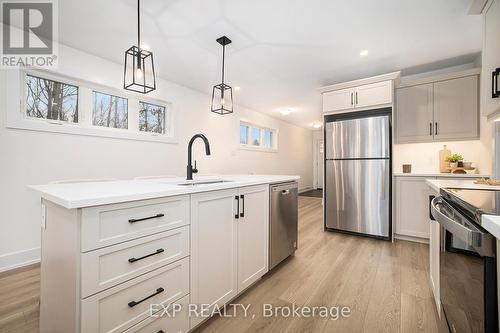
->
xmin=124 ymin=46 xmax=156 ymax=94
xmin=211 ymin=83 xmax=233 ymax=115
xmin=211 ymin=36 xmax=233 ymax=115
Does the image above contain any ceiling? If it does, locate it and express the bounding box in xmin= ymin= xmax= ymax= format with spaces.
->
xmin=58 ymin=0 xmax=481 ymax=128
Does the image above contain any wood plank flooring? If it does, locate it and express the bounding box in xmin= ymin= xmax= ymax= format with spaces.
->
xmin=0 ymin=197 xmax=440 ymax=333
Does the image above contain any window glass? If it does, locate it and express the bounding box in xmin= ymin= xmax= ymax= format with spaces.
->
xmin=25 ymin=75 xmax=78 ymax=122
xmin=139 ymin=101 xmax=166 ymax=134
xmin=264 ymin=129 xmax=273 ymax=148
xmin=240 ymin=124 xmax=248 ymax=144
xmin=252 ymin=127 xmax=261 ymax=146
xmin=92 ymin=91 xmax=128 ymax=129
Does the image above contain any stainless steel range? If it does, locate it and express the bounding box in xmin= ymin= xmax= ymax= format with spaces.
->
xmin=431 ymin=188 xmax=498 ymax=333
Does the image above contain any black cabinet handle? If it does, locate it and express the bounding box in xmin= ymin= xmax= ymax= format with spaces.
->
xmin=128 ymin=248 xmax=165 ymax=263
xmin=350 ymin=92 xmax=353 ymax=105
xmin=493 ymin=68 xmax=500 ymax=98
xmin=157 ymin=331 xmax=164 ymax=333
xmin=435 ymin=122 xmax=438 ymax=135
xmin=355 ymin=92 xmax=358 ymax=105
xmin=240 ymin=195 xmax=245 ymax=218
xmin=235 ymin=195 xmax=239 ymax=219
xmin=429 ymin=122 xmax=433 ymax=136
xmin=128 ymin=213 xmax=164 ymax=223
xmin=128 ymin=287 xmax=164 ymax=308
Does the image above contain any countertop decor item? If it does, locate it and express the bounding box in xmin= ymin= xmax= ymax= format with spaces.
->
xmin=445 ymin=153 xmax=463 ymax=169
xmin=402 ymin=164 xmax=412 ymax=173
xmin=123 ymin=0 xmax=156 ymax=94
xmin=211 ymin=36 xmax=234 ymax=115
xmin=439 ymin=145 xmax=451 ymax=173
xmin=474 ymin=178 xmax=500 ymax=186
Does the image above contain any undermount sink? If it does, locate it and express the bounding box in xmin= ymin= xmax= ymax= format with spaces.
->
xmin=176 ymin=180 xmax=232 ymax=186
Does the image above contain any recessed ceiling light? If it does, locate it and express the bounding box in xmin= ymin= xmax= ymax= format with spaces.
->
xmin=360 ymin=50 xmax=369 ymax=57
xmin=279 ymin=107 xmax=295 ymax=116
xmin=234 ymin=86 xmax=241 ymax=91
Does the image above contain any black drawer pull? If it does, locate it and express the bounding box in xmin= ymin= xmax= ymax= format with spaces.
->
xmin=235 ymin=195 xmax=239 ymax=219
xmin=493 ymin=68 xmax=500 ymax=98
xmin=157 ymin=331 xmax=164 ymax=333
xmin=128 ymin=213 xmax=164 ymax=223
xmin=128 ymin=248 xmax=165 ymax=263
xmin=128 ymin=287 xmax=164 ymax=308
xmin=240 ymin=195 xmax=245 ymax=218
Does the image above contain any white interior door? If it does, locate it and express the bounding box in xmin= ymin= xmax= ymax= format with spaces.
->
xmin=315 ymin=139 xmax=324 ymax=189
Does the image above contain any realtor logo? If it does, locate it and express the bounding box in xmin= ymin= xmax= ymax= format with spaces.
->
xmin=1 ymin=0 xmax=58 ymax=68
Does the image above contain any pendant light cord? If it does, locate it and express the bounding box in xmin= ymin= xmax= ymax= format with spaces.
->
xmin=137 ymin=0 xmax=141 ymax=50
xmin=221 ymin=44 xmax=225 ymax=85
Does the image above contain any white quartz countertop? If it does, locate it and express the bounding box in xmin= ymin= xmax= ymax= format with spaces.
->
xmin=30 ymin=175 xmax=300 ymax=209
xmin=482 ymin=215 xmax=500 ymax=240
xmin=394 ymin=172 xmax=489 ymax=178
xmin=425 ymin=179 xmax=500 ymax=193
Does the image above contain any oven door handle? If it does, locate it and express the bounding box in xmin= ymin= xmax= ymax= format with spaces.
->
xmin=431 ymin=197 xmax=476 ymax=246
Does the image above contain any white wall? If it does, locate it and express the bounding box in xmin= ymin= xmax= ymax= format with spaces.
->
xmin=0 ymin=44 xmax=313 ymax=271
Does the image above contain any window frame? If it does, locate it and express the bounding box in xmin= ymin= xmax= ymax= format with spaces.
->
xmin=139 ymin=101 xmax=168 ymax=135
xmin=7 ymin=68 xmax=176 ymax=144
xmin=239 ymin=120 xmax=278 ymax=152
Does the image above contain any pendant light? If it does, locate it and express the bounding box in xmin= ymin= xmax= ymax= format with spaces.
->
xmin=123 ymin=0 xmax=156 ymax=94
xmin=211 ymin=36 xmax=233 ymax=115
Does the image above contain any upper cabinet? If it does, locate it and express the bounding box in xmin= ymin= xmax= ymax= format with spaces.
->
xmin=395 ymin=73 xmax=479 ymax=144
xmin=481 ymin=0 xmax=500 ymax=119
xmin=322 ymin=88 xmax=355 ymax=113
xmin=396 ymin=83 xmax=434 ymax=143
xmin=320 ymin=72 xmax=399 ymax=114
xmin=433 ymin=76 xmax=479 ymax=141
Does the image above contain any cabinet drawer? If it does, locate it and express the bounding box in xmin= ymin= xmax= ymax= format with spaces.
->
xmin=122 ymin=295 xmax=189 ymax=333
xmin=81 ymin=196 xmax=190 ymax=252
xmin=81 ymin=226 xmax=190 ymax=297
xmin=81 ymin=257 xmax=189 ymax=333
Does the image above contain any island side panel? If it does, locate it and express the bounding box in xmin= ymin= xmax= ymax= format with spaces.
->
xmin=40 ymin=199 xmax=81 ymax=333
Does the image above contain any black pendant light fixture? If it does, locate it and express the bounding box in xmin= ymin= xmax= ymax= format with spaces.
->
xmin=211 ymin=36 xmax=233 ymax=115
xmin=123 ymin=0 xmax=156 ymax=94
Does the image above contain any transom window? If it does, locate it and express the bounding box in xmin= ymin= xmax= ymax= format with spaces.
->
xmin=139 ymin=101 xmax=167 ymax=134
xmin=25 ymin=75 xmax=78 ymax=122
xmin=92 ymin=91 xmax=128 ymax=129
xmin=17 ymin=71 xmax=175 ymax=143
xmin=239 ymin=121 xmax=278 ymax=151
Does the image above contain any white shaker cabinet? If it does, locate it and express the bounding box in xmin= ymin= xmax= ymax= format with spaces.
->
xmin=320 ymin=72 xmax=399 ymax=114
xmin=354 ymin=81 xmax=393 ymax=109
xmin=395 ymin=177 xmax=432 ymax=240
xmin=482 ymin=0 xmax=500 ymax=119
xmin=237 ymin=185 xmax=269 ymax=292
xmin=189 ymin=188 xmax=239 ymax=328
xmin=189 ymin=185 xmax=270 ymax=329
xmin=322 ymin=88 xmax=355 ymax=113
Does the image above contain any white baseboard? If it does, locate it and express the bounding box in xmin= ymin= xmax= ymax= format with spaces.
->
xmin=0 ymin=247 xmax=40 ymax=272
xmin=298 ymin=185 xmax=314 ymax=193
xmin=394 ymin=234 xmax=429 ymax=244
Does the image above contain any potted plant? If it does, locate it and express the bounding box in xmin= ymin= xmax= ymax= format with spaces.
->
xmin=445 ymin=153 xmax=464 ymax=168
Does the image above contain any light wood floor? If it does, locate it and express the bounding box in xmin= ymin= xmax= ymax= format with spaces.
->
xmin=0 ymin=197 xmax=439 ymax=333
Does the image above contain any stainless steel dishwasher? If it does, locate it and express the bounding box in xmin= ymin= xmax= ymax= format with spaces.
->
xmin=269 ymin=182 xmax=298 ymax=270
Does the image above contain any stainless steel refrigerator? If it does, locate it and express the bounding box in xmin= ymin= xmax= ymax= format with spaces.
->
xmin=324 ymin=109 xmax=391 ymax=239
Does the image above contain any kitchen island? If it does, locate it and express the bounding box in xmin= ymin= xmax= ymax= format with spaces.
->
xmin=31 ymin=175 xmax=299 ymax=333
